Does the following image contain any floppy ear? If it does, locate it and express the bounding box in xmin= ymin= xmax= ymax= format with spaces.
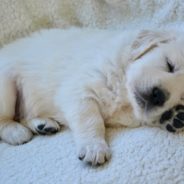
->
xmin=131 ymin=30 xmax=175 ymax=60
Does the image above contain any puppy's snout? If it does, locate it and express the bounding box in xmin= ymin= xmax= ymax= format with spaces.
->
xmin=149 ymin=87 xmax=166 ymax=106
xmin=135 ymin=87 xmax=168 ymax=109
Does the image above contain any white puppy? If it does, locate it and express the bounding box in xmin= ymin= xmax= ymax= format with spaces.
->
xmin=0 ymin=28 xmax=184 ymax=165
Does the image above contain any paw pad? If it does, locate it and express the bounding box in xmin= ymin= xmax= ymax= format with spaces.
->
xmin=36 ymin=124 xmax=58 ymax=135
xmin=166 ymin=124 xmax=175 ymax=133
xmin=173 ymin=118 xmax=184 ymax=128
xmin=160 ymin=109 xmax=173 ymax=124
xmin=35 ymin=121 xmax=59 ymax=135
xmin=37 ymin=124 xmax=45 ymax=130
xmin=175 ymin=105 xmax=184 ymax=111
xmin=159 ymin=104 xmax=184 ymax=133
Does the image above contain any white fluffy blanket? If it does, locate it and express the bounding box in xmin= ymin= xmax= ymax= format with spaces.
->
xmin=1 ymin=1 xmax=184 ymax=183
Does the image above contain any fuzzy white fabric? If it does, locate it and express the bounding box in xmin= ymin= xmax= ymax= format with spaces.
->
xmin=1 ymin=0 xmax=184 ymax=184
xmin=2 ymin=127 xmax=184 ymax=184
xmin=1 ymin=0 xmax=184 ymax=46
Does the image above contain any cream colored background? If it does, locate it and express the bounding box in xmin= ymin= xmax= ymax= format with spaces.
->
xmin=1 ymin=0 xmax=184 ymax=46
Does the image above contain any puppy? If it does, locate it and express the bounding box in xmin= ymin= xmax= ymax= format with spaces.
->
xmin=0 ymin=28 xmax=184 ymax=165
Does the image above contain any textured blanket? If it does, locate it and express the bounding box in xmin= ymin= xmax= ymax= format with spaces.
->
xmin=1 ymin=1 xmax=184 ymax=184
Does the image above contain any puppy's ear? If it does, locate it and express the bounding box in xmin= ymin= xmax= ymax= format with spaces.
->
xmin=131 ymin=30 xmax=174 ymax=60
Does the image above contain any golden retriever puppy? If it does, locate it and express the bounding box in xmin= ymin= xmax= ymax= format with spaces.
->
xmin=0 ymin=28 xmax=183 ymax=165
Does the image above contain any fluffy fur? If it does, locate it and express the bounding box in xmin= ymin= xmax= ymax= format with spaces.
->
xmin=0 ymin=28 xmax=183 ymax=165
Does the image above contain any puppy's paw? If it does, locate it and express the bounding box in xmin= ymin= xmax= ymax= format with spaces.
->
xmin=77 ymin=140 xmax=111 ymax=166
xmin=1 ymin=123 xmax=33 ymax=145
xmin=159 ymin=104 xmax=184 ymax=133
xmin=26 ymin=118 xmax=60 ymax=135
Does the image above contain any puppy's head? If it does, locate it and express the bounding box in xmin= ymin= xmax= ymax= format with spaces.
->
xmin=126 ymin=30 xmax=184 ymax=125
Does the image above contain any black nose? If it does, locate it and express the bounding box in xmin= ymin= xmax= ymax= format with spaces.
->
xmin=135 ymin=87 xmax=167 ymax=109
xmin=149 ymin=87 xmax=166 ymax=106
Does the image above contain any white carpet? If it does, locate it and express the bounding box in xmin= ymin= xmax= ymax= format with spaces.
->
xmin=1 ymin=127 xmax=184 ymax=184
xmin=1 ymin=1 xmax=184 ymax=184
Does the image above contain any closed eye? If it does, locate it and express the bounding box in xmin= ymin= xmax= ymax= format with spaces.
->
xmin=166 ymin=57 xmax=175 ymax=73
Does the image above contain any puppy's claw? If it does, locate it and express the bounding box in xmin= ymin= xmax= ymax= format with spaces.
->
xmin=78 ymin=156 xmax=85 ymax=160
xmin=77 ymin=141 xmax=111 ymax=166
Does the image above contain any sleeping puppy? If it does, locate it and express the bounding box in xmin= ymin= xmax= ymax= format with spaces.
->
xmin=0 ymin=28 xmax=184 ymax=165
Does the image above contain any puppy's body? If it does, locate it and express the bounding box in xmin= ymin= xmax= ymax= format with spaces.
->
xmin=1 ymin=28 xmax=184 ymax=165
xmin=0 ymin=28 xmax=139 ymax=164
xmin=1 ymin=28 xmax=134 ymax=124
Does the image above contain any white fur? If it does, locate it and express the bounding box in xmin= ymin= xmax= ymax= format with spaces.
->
xmin=0 ymin=122 xmax=32 ymax=145
xmin=0 ymin=28 xmax=183 ymax=165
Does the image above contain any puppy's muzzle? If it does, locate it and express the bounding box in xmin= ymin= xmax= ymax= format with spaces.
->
xmin=135 ymin=87 xmax=168 ymax=110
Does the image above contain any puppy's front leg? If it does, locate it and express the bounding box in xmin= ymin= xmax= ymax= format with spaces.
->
xmin=66 ymin=99 xmax=111 ymax=166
